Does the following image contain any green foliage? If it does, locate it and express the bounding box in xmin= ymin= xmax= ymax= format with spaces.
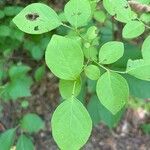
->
xmin=64 ymin=0 xmax=92 ymax=28
xmin=87 ymin=95 xmax=124 ymax=127
xmin=0 ymin=128 xmax=16 ymax=150
xmin=34 ymin=65 xmax=45 ymax=82
xmin=99 ymin=41 xmax=124 ymax=64
xmin=0 ymin=0 xmax=149 ymax=149
xmin=103 ymin=0 xmax=136 ymax=23
xmin=51 ymin=97 xmax=92 ymax=150
xmin=20 ymin=113 xmax=44 ymax=133
xmin=45 ymin=35 xmax=84 ymax=80
xmin=142 ymin=35 xmax=150 ymax=61
xmin=21 ymin=100 xmax=29 ymax=109
xmin=13 ymin=3 xmax=61 ymax=34
xmin=125 ymin=75 xmax=150 ymax=99
xmin=16 ymin=135 xmax=34 ymax=150
xmin=84 ymin=65 xmax=100 ymax=80
xmin=59 ymin=78 xmax=81 ymax=99
xmin=126 ymin=59 xmax=150 ymax=81
xmin=96 ymin=72 xmax=129 ymax=114
xmin=122 ymin=21 xmax=145 ymax=39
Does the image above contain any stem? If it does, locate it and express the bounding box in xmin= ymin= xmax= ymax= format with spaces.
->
xmin=72 ymin=80 xmax=77 ymax=97
xmin=93 ymin=60 xmax=126 ymax=74
xmin=61 ymin=23 xmax=74 ymax=30
xmin=137 ymin=18 xmax=150 ymax=29
xmin=61 ymin=23 xmax=88 ymax=42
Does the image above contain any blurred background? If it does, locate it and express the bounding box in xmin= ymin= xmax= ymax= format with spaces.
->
xmin=0 ymin=0 xmax=150 ymax=149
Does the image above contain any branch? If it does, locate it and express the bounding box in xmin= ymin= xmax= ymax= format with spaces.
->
xmin=128 ymin=0 xmax=150 ymax=13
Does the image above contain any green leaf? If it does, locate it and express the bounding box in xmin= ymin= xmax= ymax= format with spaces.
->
xmin=96 ymin=72 xmax=129 ymax=114
xmin=16 ymin=135 xmax=34 ymax=150
xmin=21 ymin=100 xmax=29 ymax=109
xmin=0 ymin=25 xmax=10 ymax=37
xmin=45 ymin=35 xmax=84 ymax=80
xmin=0 ymin=128 xmax=16 ymax=150
xmin=8 ymin=75 xmax=33 ymax=100
xmin=59 ymin=78 xmax=81 ymax=99
xmin=94 ymin=10 xmax=106 ymax=23
xmin=13 ymin=3 xmax=61 ymax=34
xmin=51 ymin=97 xmax=92 ymax=150
xmin=124 ymin=74 xmax=150 ymax=99
xmin=140 ymin=13 xmax=150 ymax=24
xmin=20 ymin=113 xmax=44 ymax=133
xmin=86 ymin=26 xmax=97 ymax=40
xmin=0 ymin=10 xmax=5 ymax=19
xmin=103 ymin=0 xmax=115 ymax=15
xmin=142 ymin=35 xmax=150 ymax=61
xmin=83 ymin=46 xmax=98 ymax=61
xmin=103 ymin=0 xmax=136 ymax=23
xmin=122 ymin=21 xmax=145 ymax=39
xmin=87 ymin=95 xmax=124 ymax=127
xmin=34 ymin=65 xmax=45 ymax=82
xmin=4 ymin=6 xmax=15 ymax=16
xmin=64 ymin=0 xmax=92 ymax=28
xmin=9 ymin=65 xmax=31 ymax=80
xmin=85 ymin=65 xmax=100 ymax=80
xmin=87 ymin=95 xmax=101 ymax=125
xmin=31 ymin=45 xmax=44 ymax=60
xmin=126 ymin=59 xmax=150 ymax=81
xmin=99 ymin=41 xmax=124 ymax=64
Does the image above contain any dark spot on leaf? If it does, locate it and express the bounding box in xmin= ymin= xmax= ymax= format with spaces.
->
xmin=34 ymin=26 xmax=39 ymax=31
xmin=124 ymin=5 xmax=129 ymax=9
xmin=113 ymin=14 xmax=117 ymax=19
xmin=77 ymin=12 xmax=82 ymax=16
xmin=71 ymin=12 xmax=82 ymax=17
xmin=25 ymin=13 xmax=39 ymax=21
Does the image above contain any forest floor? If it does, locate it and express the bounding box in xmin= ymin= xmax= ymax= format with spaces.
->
xmin=1 ymin=72 xmax=150 ymax=150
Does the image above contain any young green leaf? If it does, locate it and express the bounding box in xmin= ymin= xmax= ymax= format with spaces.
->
xmin=0 ymin=128 xmax=16 ymax=150
xmin=34 ymin=65 xmax=45 ymax=82
xmin=64 ymin=0 xmax=92 ymax=28
xmin=84 ymin=65 xmax=100 ymax=80
xmin=83 ymin=46 xmax=98 ymax=61
xmin=96 ymin=72 xmax=129 ymax=114
xmin=16 ymin=135 xmax=34 ymax=150
xmin=86 ymin=26 xmax=97 ymax=40
xmin=20 ymin=113 xmax=44 ymax=133
xmin=13 ymin=3 xmax=61 ymax=34
xmin=51 ymin=97 xmax=92 ymax=150
xmin=122 ymin=21 xmax=145 ymax=39
xmin=99 ymin=41 xmax=124 ymax=64
xmin=142 ymin=35 xmax=150 ymax=61
xmin=45 ymin=35 xmax=84 ymax=80
xmin=126 ymin=59 xmax=150 ymax=81
xmin=59 ymin=78 xmax=81 ymax=99
xmin=94 ymin=10 xmax=106 ymax=23
xmin=8 ymin=75 xmax=33 ymax=100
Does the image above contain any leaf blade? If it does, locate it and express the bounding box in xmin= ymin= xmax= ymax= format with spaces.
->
xmin=51 ymin=97 xmax=92 ymax=150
